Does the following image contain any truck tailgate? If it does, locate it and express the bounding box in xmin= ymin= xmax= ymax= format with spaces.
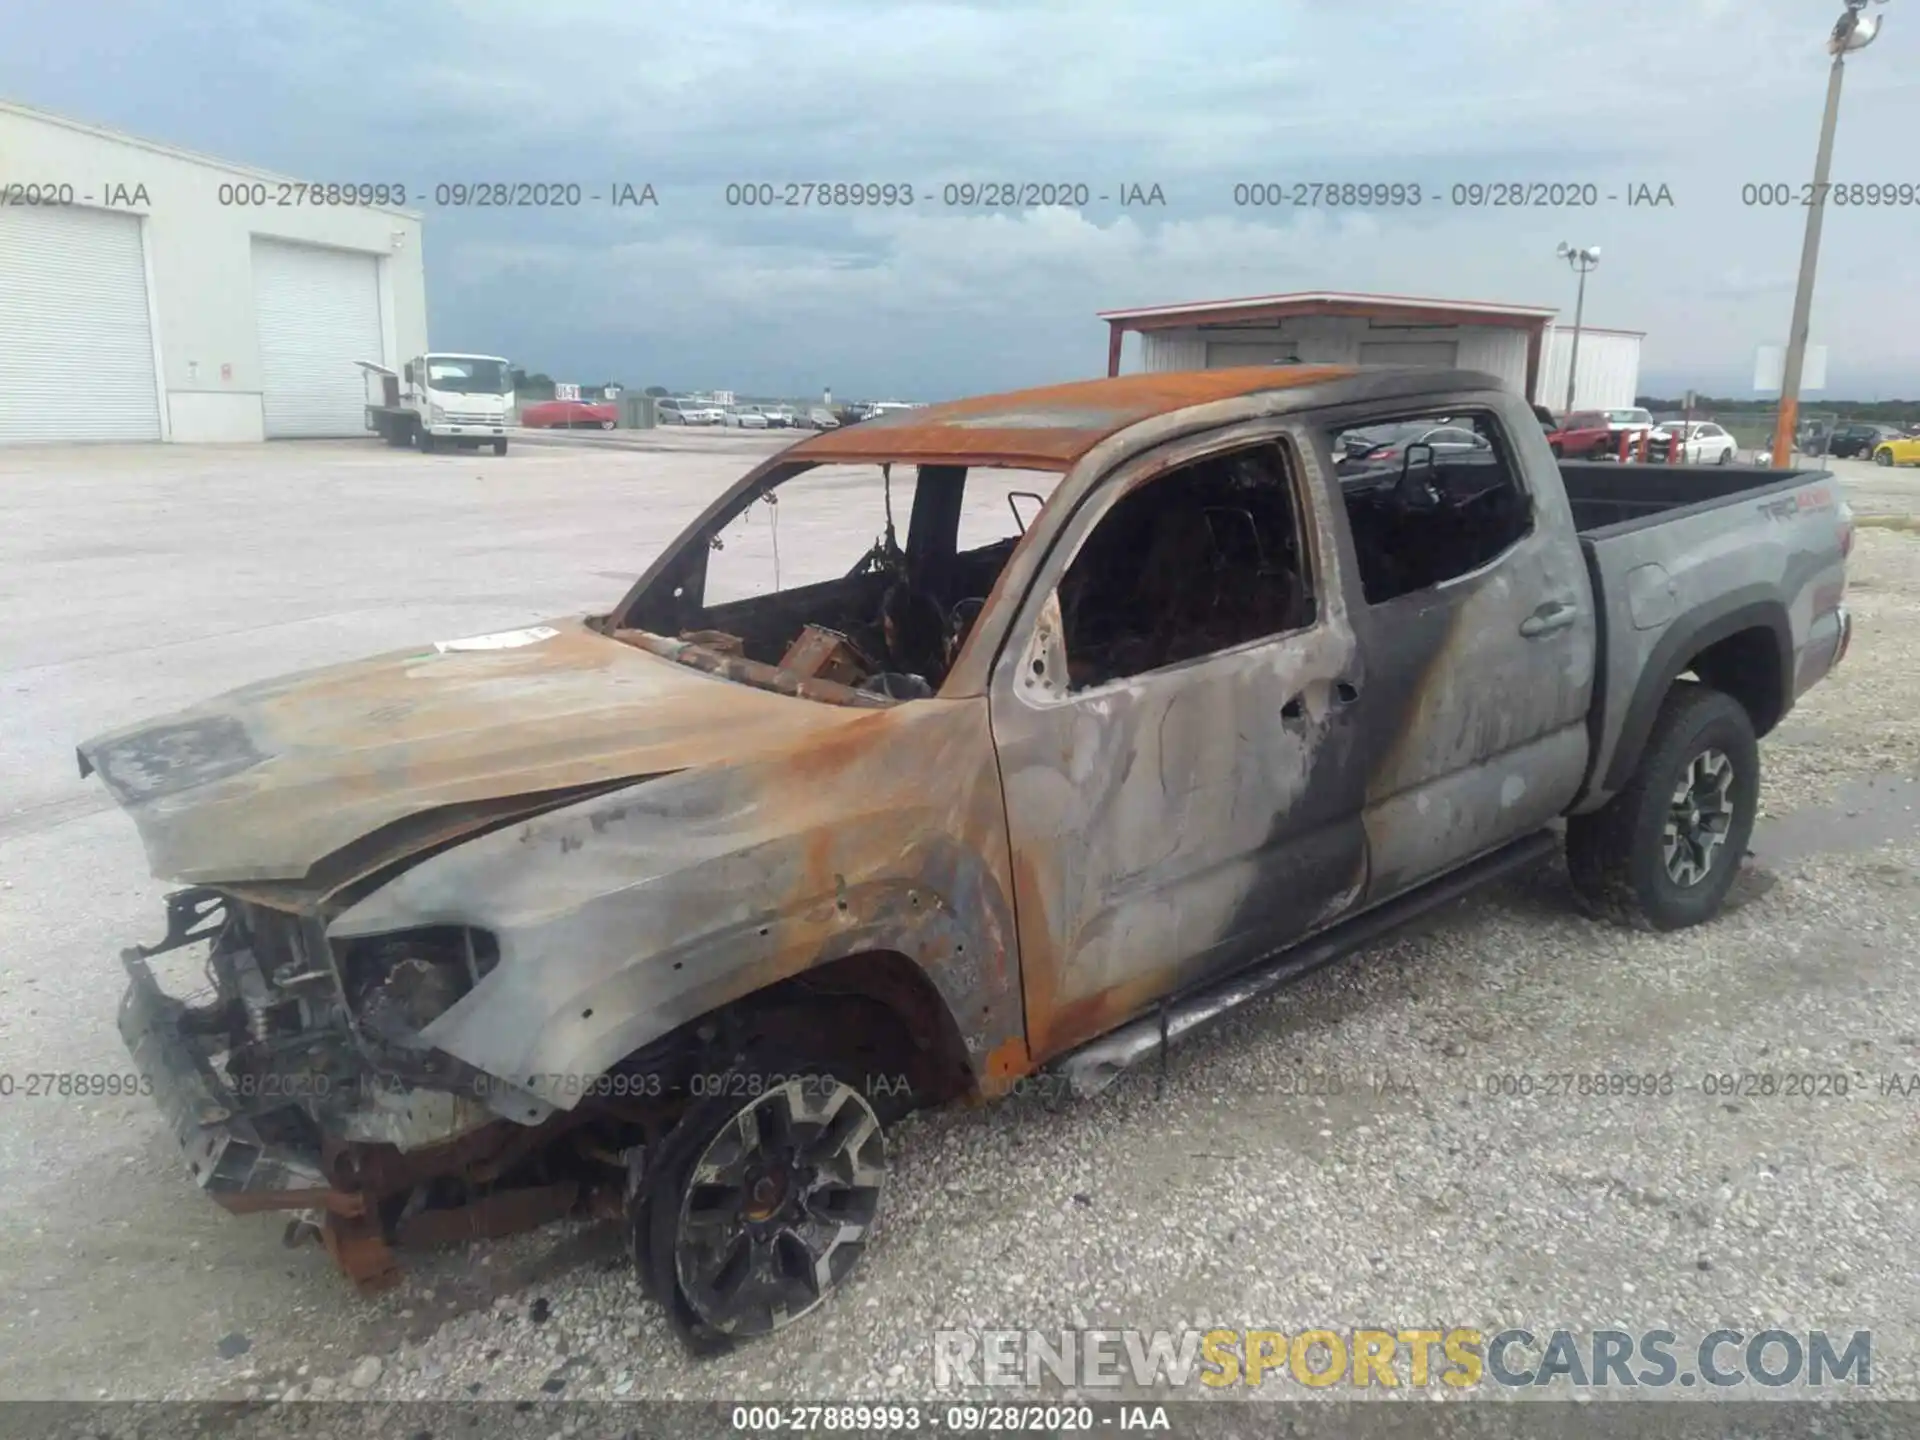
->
xmin=1575 ymin=469 xmax=1851 ymax=811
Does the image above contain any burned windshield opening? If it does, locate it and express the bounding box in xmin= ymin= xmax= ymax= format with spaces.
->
xmin=620 ymin=460 xmax=1060 ymax=700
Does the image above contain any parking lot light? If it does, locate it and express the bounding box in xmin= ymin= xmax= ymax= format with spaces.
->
xmin=1555 ymin=243 xmax=1601 ymax=414
xmin=1769 ymin=0 xmax=1889 ymax=469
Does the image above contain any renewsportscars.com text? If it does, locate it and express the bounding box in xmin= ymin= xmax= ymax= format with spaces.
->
xmin=934 ymin=1327 xmax=1871 ymax=1391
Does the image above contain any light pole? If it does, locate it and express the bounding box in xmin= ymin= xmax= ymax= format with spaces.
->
xmin=1769 ymin=0 xmax=1888 ymax=467
xmin=1556 ymin=243 xmax=1601 ymax=414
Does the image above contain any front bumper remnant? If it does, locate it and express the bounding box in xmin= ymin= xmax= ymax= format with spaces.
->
xmin=119 ymin=951 xmax=333 ymax=1205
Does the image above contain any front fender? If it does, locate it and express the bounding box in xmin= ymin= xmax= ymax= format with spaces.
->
xmin=328 ymin=698 xmax=1021 ymax=1111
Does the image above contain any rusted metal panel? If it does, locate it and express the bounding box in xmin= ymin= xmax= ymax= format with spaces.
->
xmin=785 ymin=367 xmax=1359 ymax=469
xmin=395 ymin=1181 xmax=579 ymax=1248
xmin=325 ymin=695 xmax=1024 ymax=1109
xmin=321 ymin=1210 xmax=401 ymax=1295
xmin=76 ymin=619 xmax=882 ymax=884
xmin=983 ymin=415 xmax=1369 ymax=1060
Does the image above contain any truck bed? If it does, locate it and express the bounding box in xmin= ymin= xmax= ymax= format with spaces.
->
xmin=1564 ymin=460 xmax=1850 ymax=814
xmin=1560 ymin=460 xmax=1829 ymax=537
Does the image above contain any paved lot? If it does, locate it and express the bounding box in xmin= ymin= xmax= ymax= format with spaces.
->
xmin=2 ymin=438 xmax=1918 ymax=1406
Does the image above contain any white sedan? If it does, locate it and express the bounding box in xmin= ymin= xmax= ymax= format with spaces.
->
xmin=1651 ymin=421 xmax=1739 ymax=465
xmin=724 ymin=408 xmax=770 ymax=429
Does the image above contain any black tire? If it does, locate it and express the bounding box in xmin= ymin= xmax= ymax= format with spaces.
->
xmin=1566 ymin=683 xmax=1759 ymax=931
xmin=418 ymin=429 xmax=437 ymax=455
xmin=492 ymin=438 xmax=508 ymax=456
xmin=633 ymin=1045 xmax=894 ymax=1354
xmin=599 ymin=418 xmax=616 ymax=430
xmin=1875 ymin=447 xmax=1893 ymax=467
xmin=1549 ymin=442 xmax=1563 ymax=458
xmin=1716 ymin=447 xmax=1732 ymax=465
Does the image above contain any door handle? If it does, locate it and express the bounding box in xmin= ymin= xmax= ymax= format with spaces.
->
xmin=1282 ymin=680 xmax=1359 ymax=721
xmin=1520 ymin=600 xmax=1579 ymax=638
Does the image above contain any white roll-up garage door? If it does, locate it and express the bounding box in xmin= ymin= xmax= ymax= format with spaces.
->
xmin=251 ymin=238 xmax=383 ymax=438
xmin=0 ymin=205 xmax=162 ymax=444
xmin=1357 ymin=340 xmax=1460 ymax=368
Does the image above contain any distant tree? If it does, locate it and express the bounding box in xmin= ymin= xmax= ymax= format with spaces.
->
xmin=644 ymin=385 xmax=670 ymax=397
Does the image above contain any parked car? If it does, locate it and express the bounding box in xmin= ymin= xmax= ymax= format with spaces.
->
xmin=1333 ymin=419 xmax=1488 ymax=476
xmin=760 ymin=407 xmax=795 ymax=429
xmin=1544 ymin=411 xmax=1618 ymax=460
xmin=657 ymin=399 xmax=719 ymax=425
xmin=1531 ymin=402 xmax=1559 ymax=431
xmin=88 ymin=366 xmax=1852 ymax=1348
xmin=1827 ymin=423 xmax=1903 ymax=459
xmin=519 ymin=398 xmax=618 ymax=431
xmin=724 ymin=408 xmax=770 ymax=429
xmin=795 ymin=407 xmax=840 ymax=430
xmin=1872 ymin=432 xmax=1920 ymax=467
xmin=1647 ymin=421 xmax=1738 ymax=465
xmin=1601 ymin=407 xmax=1657 ymax=439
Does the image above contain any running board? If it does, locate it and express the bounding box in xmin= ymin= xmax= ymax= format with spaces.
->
xmin=1051 ymin=830 xmax=1560 ymax=1099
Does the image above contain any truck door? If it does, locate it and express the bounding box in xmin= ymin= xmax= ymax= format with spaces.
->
xmin=1317 ymin=392 xmax=1595 ymax=900
xmin=988 ymin=425 xmax=1371 ymax=1064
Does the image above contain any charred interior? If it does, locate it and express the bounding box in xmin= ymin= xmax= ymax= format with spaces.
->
xmin=1058 ymin=442 xmax=1315 ymax=690
xmin=619 ymin=461 xmax=1045 ymax=699
xmin=1327 ymin=409 xmax=1535 ymax=605
xmin=616 ymin=415 xmax=1538 ymax=699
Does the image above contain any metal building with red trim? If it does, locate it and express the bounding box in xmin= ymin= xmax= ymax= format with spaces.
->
xmin=1099 ymin=290 xmax=1643 ymax=411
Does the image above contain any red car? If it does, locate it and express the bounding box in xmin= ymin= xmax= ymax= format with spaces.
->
xmin=1545 ymin=410 xmax=1617 ymax=459
xmin=520 ymin=398 xmax=618 ymax=430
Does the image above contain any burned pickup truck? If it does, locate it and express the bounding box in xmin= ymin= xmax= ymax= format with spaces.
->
xmin=82 ymin=367 xmax=1853 ymax=1347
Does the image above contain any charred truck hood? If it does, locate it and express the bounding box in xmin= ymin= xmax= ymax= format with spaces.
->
xmin=76 ymin=617 xmax=872 ymax=888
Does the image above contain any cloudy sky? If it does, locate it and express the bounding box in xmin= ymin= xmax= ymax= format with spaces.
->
xmin=9 ymin=0 xmax=1920 ymax=399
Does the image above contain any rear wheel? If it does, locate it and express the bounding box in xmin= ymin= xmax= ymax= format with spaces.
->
xmin=1566 ymin=684 xmax=1759 ymax=931
xmin=600 ymin=418 xmax=616 ymax=430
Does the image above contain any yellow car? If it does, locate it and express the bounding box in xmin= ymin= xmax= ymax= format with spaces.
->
xmin=1872 ymin=433 xmax=1920 ymax=466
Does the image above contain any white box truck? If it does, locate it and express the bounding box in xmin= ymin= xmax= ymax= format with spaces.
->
xmin=358 ymin=354 xmax=515 ymax=454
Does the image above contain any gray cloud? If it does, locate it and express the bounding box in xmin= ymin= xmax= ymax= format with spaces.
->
xmin=6 ymin=0 xmax=1917 ymax=397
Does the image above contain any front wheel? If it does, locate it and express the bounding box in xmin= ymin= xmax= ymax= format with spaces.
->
xmin=418 ymin=429 xmax=437 ymax=454
xmin=600 ymin=418 xmax=616 ymax=430
xmin=637 ymin=1070 xmax=887 ymax=1349
xmin=1875 ymin=447 xmax=1894 ymax=467
xmin=1716 ymin=446 xmax=1732 ymax=465
xmin=492 ymin=438 xmax=508 ymax=456
xmin=1566 ymin=684 xmax=1759 ymax=931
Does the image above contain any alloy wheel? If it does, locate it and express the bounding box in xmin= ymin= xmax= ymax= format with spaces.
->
xmin=1663 ymin=748 xmax=1735 ymax=887
xmin=674 ymin=1078 xmax=886 ymax=1336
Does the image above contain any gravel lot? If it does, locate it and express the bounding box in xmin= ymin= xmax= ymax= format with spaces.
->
xmin=2 ymin=438 xmax=1917 ymax=1412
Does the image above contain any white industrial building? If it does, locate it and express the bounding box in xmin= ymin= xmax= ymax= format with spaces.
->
xmin=0 ymin=99 xmax=427 ymax=445
xmin=1100 ymin=291 xmax=1644 ymax=412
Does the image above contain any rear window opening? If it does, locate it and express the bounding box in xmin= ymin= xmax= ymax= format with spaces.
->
xmin=1326 ymin=410 xmax=1534 ymax=605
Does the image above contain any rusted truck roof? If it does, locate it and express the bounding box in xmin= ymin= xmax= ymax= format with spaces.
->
xmin=787 ymin=366 xmax=1361 ymax=470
